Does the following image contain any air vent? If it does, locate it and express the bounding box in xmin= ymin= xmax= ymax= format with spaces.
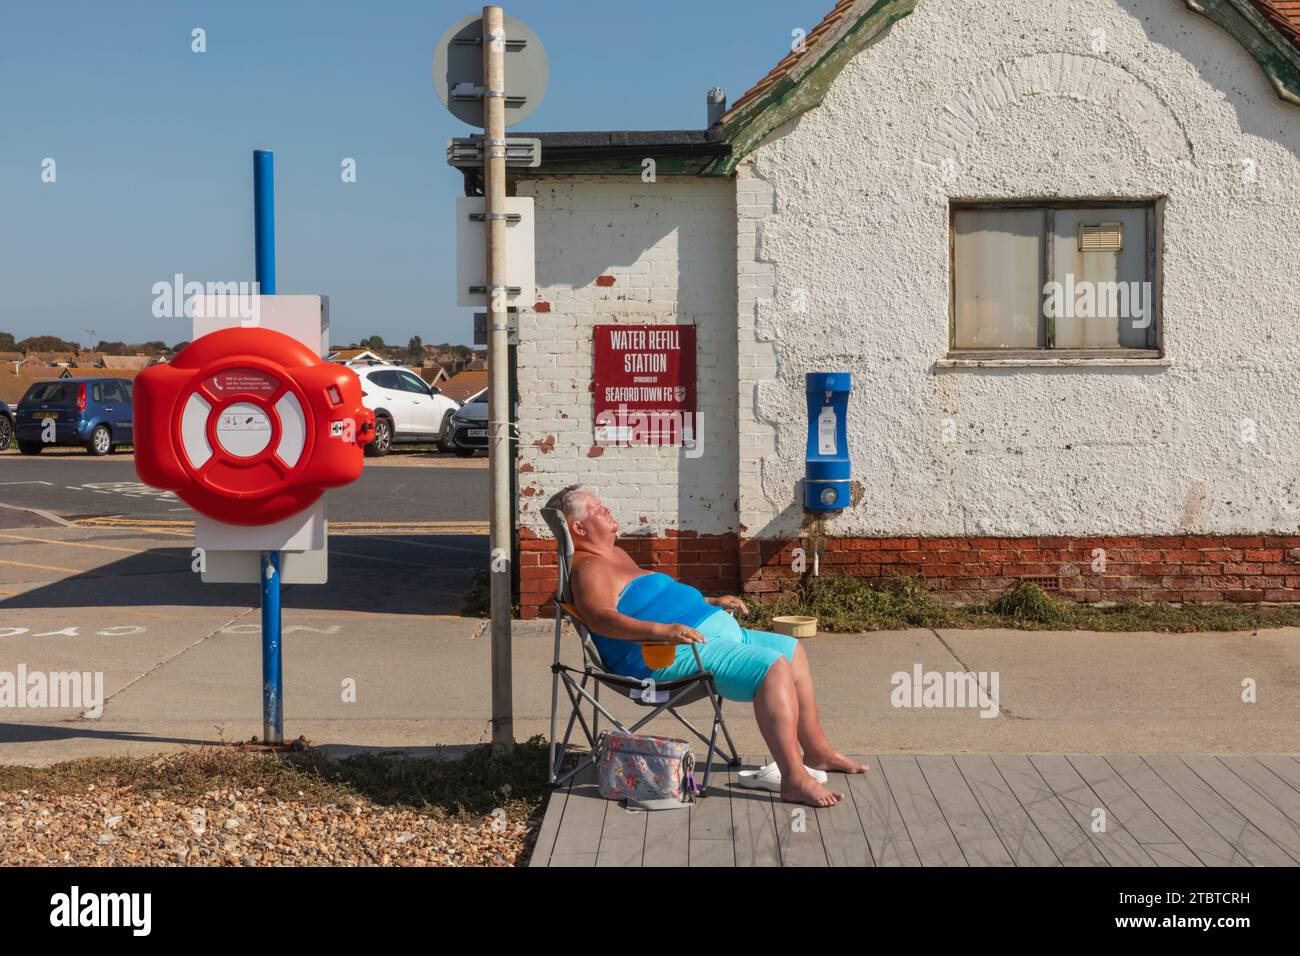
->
xmin=1078 ymin=222 xmax=1123 ymax=252
xmin=1019 ymin=575 xmax=1061 ymax=593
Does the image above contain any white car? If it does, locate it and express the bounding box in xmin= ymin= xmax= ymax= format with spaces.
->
xmin=353 ymin=364 xmax=461 ymax=456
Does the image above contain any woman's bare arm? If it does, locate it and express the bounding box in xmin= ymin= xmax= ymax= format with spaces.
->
xmin=570 ymin=559 xmax=705 ymax=645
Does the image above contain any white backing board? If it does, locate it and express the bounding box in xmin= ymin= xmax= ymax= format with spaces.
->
xmin=456 ymin=197 xmax=535 ymax=307
xmin=189 ymin=294 xmax=331 ymax=583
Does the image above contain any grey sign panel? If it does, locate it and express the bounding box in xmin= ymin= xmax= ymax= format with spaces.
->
xmin=434 ymin=13 xmax=549 ymax=129
xmin=474 ymin=311 xmax=518 ymax=346
xmin=447 ymin=136 xmax=542 ymax=168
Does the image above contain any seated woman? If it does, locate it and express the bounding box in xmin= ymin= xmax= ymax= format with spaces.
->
xmin=547 ymin=484 xmax=868 ymax=808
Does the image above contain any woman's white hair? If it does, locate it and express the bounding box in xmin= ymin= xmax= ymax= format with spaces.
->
xmin=544 ymin=484 xmax=591 ymax=521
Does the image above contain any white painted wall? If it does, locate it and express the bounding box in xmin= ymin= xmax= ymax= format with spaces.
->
xmin=739 ymin=0 xmax=1300 ymax=538
xmin=514 ymin=177 xmax=738 ymax=535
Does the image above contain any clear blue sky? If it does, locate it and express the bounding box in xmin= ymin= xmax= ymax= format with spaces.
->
xmin=0 ymin=0 xmax=828 ymax=350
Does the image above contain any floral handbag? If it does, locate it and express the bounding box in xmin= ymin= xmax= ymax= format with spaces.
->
xmin=595 ymin=730 xmax=698 ymax=810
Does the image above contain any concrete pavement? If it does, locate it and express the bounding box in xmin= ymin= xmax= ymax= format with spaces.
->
xmin=1 ymin=526 xmax=1297 ymax=765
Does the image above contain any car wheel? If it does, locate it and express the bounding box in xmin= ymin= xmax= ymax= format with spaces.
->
xmin=18 ymin=440 xmax=43 ymax=455
xmin=87 ymin=424 xmax=112 ymax=456
xmin=0 ymin=416 xmax=12 ymax=450
xmin=435 ymin=412 xmax=454 ymax=453
xmin=364 ymin=415 xmax=393 ymax=457
xmin=454 ymin=448 xmax=477 ymax=458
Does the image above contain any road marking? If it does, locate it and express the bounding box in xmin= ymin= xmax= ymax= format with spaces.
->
xmin=333 ymin=521 xmax=487 ymax=529
xmin=0 ymin=481 xmax=53 ymax=486
xmin=72 ymin=516 xmax=490 ymax=534
xmin=0 ymin=502 xmax=77 ymax=528
xmin=0 ymin=532 xmax=143 ymax=554
xmin=74 ymin=518 xmax=192 ymax=527
xmin=329 ymin=549 xmax=434 ymax=570
xmin=0 ymin=558 xmax=82 ymax=574
xmin=360 ymin=536 xmax=483 ymax=556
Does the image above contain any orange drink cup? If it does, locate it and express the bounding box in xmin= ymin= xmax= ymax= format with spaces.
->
xmin=641 ymin=643 xmax=676 ymax=668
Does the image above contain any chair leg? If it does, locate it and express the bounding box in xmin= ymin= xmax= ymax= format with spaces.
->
xmin=554 ymin=673 xmax=595 ymax=783
xmin=707 ymin=689 xmax=743 ymax=767
xmin=592 ymin=680 xmax=600 ymax=745
xmin=549 ymin=617 xmax=564 ymax=786
xmin=548 ymin=674 xmax=561 ymax=785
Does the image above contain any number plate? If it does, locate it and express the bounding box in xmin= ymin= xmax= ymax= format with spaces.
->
xmin=467 ymin=429 xmax=487 ymax=438
xmin=35 ymin=411 xmax=59 ymax=420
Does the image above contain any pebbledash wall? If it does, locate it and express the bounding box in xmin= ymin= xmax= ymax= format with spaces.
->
xmin=517 ymin=0 xmax=1300 ymax=618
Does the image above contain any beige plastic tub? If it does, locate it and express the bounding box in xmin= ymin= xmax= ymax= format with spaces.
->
xmin=771 ymin=615 xmax=817 ymax=638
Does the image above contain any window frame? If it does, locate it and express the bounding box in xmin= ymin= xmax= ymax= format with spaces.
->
xmin=948 ymin=198 xmax=1164 ymax=359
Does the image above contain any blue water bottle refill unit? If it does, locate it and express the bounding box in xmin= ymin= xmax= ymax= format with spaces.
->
xmin=804 ymin=372 xmax=851 ymax=512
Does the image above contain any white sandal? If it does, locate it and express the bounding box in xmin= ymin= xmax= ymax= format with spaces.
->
xmin=736 ymin=761 xmax=829 ymax=792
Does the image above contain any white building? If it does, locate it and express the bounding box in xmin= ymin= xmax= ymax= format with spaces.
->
xmin=450 ymin=0 xmax=1300 ymax=617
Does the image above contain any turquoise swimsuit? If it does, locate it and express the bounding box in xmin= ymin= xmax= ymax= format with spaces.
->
xmin=589 ymin=572 xmax=797 ymax=702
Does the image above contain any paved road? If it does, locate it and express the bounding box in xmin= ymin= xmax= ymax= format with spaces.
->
xmin=0 ymin=453 xmax=487 ymax=523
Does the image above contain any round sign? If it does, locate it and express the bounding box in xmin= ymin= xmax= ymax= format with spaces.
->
xmin=216 ymin=402 xmax=273 ymax=458
xmin=434 ymin=12 xmax=549 ymax=128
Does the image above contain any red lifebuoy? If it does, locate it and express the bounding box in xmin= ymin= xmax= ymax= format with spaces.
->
xmin=134 ymin=328 xmax=374 ymax=525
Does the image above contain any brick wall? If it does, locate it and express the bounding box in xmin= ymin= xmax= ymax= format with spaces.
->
xmin=518 ymin=532 xmax=1300 ymax=617
xmin=519 ymin=529 xmax=741 ymax=620
xmin=513 ymin=176 xmax=738 ymax=544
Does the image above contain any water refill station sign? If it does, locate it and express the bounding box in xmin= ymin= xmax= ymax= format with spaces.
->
xmin=134 ymin=151 xmax=373 ymax=747
xmin=592 ymin=324 xmax=698 ymax=446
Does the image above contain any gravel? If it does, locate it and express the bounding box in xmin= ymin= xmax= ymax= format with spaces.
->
xmin=0 ymin=784 xmax=536 ymax=866
xmin=0 ymin=748 xmax=548 ymax=866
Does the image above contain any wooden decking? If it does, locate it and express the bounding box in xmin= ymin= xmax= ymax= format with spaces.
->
xmin=529 ymin=754 xmax=1300 ymax=867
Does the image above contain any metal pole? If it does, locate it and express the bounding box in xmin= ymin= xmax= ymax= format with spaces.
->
xmin=254 ymin=150 xmax=276 ymax=297
xmin=253 ymin=148 xmax=284 ymax=745
xmin=484 ymin=5 xmax=513 ymax=752
xmin=260 ymin=551 xmax=283 ymax=743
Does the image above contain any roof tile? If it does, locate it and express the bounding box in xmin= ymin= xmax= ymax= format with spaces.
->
xmin=725 ymin=0 xmax=860 ymax=119
xmin=1253 ymin=1 xmax=1300 ymax=48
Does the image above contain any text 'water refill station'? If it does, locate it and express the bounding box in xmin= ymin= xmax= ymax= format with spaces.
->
xmin=804 ymin=372 xmax=851 ymax=512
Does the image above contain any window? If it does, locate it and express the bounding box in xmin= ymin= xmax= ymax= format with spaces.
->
xmin=951 ymin=202 xmax=1158 ymax=354
xmin=23 ymin=383 xmax=71 ymax=404
xmin=104 ymin=382 xmax=127 ymax=404
xmin=367 ymin=370 xmax=400 ymax=390
xmin=91 ymin=384 xmax=103 ymax=402
xmin=398 ymin=371 xmax=430 ymax=394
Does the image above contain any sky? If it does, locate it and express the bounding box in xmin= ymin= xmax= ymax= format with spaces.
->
xmin=0 ymin=0 xmax=830 ymax=350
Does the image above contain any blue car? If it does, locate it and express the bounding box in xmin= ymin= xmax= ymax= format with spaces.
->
xmin=0 ymin=399 xmax=13 ymax=451
xmin=15 ymin=378 xmax=135 ymax=456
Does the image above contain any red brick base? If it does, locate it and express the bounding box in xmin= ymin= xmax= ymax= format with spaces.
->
xmin=517 ymin=530 xmax=1300 ymax=618
xmin=519 ymin=529 xmax=740 ymax=619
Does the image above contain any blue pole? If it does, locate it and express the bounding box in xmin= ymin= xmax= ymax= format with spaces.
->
xmin=254 ymin=149 xmax=283 ymax=744
xmin=253 ymin=150 xmax=276 ymax=297
xmin=260 ymin=551 xmax=283 ymax=743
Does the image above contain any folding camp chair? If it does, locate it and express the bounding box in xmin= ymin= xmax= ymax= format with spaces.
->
xmin=541 ymin=507 xmax=741 ymax=794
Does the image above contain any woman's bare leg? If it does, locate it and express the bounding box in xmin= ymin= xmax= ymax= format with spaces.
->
xmin=751 ymin=657 xmax=842 ymax=807
xmin=787 ymin=643 xmax=870 ymax=774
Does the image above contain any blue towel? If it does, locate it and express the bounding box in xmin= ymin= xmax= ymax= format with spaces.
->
xmin=589 ymin=572 xmax=717 ymax=679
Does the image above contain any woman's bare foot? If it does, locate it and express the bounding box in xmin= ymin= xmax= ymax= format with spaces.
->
xmin=780 ymin=770 xmax=844 ymax=808
xmin=803 ymin=749 xmax=871 ymax=774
